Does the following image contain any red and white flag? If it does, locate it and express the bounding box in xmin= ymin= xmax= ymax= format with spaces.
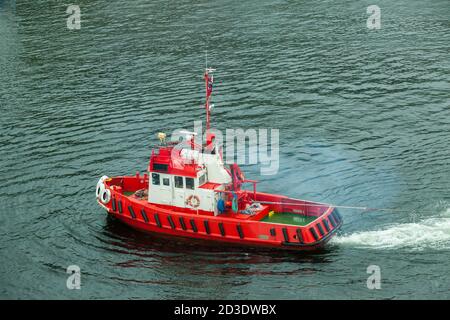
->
xmin=205 ymin=73 xmax=214 ymax=99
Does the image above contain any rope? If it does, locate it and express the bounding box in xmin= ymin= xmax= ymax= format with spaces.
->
xmin=253 ymin=200 xmax=415 ymax=214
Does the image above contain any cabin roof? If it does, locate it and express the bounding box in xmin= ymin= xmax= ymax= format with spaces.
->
xmin=149 ymin=145 xmax=201 ymax=177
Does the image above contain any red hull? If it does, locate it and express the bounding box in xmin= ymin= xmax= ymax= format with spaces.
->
xmin=98 ymin=175 xmax=343 ymax=252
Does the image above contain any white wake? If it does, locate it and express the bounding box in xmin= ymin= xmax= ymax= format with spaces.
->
xmin=332 ymin=208 xmax=450 ymax=250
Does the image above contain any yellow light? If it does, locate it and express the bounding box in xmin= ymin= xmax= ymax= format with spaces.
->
xmin=157 ymin=132 xmax=166 ymax=143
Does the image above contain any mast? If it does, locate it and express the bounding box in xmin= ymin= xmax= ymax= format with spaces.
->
xmin=204 ymin=64 xmax=215 ymax=133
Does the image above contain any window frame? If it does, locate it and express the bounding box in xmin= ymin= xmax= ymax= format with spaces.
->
xmin=152 ymin=173 xmax=160 ymax=185
xmin=174 ymin=176 xmax=184 ymax=188
xmin=198 ymin=173 xmax=206 ymax=186
xmin=185 ymin=177 xmax=195 ymax=190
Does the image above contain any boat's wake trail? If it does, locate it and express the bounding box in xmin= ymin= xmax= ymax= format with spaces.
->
xmin=332 ymin=208 xmax=450 ymax=250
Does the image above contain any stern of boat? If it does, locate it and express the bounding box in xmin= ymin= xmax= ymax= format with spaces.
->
xmin=95 ymin=172 xmax=149 ymax=212
xmin=253 ymin=193 xmax=343 ymax=249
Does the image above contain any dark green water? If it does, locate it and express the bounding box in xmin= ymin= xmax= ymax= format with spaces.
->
xmin=1 ymin=0 xmax=449 ymax=299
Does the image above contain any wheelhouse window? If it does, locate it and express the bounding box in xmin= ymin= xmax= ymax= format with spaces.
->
xmin=199 ymin=174 xmax=206 ymax=186
xmin=174 ymin=176 xmax=183 ymax=188
xmin=153 ymin=163 xmax=168 ymax=172
xmin=152 ymin=173 xmax=160 ymax=185
xmin=186 ymin=177 xmax=195 ymax=190
xmin=163 ymin=177 xmax=170 ymax=186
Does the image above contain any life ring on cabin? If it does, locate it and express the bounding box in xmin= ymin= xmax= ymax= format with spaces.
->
xmin=100 ymin=188 xmax=111 ymax=204
xmin=186 ymin=195 xmax=200 ymax=208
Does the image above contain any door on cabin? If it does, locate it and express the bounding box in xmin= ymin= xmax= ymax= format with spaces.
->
xmin=184 ymin=177 xmax=197 ymax=209
xmin=173 ymin=176 xmax=186 ymax=208
xmin=153 ymin=173 xmax=173 ymax=205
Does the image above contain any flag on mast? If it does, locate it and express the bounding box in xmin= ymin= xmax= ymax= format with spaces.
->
xmin=205 ymin=72 xmax=214 ymax=100
xmin=204 ymin=66 xmax=216 ymax=131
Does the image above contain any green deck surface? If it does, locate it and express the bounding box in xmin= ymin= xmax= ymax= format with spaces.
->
xmin=261 ymin=212 xmax=318 ymax=226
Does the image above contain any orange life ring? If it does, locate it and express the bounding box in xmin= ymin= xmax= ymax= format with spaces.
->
xmin=186 ymin=195 xmax=200 ymax=208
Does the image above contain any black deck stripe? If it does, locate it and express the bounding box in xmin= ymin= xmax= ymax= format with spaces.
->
xmin=317 ymin=223 xmax=325 ymax=236
xmin=190 ymin=219 xmax=198 ymax=232
xmin=282 ymin=228 xmax=289 ymax=242
xmin=332 ymin=212 xmax=340 ymax=223
xmin=219 ymin=222 xmax=225 ymax=236
xmin=140 ymin=209 xmax=148 ymax=223
xmin=332 ymin=210 xmax=341 ymax=223
xmin=128 ymin=206 xmax=136 ymax=219
xmin=179 ymin=217 xmax=187 ymax=230
xmin=270 ymin=228 xmax=276 ymax=236
xmin=168 ymin=215 xmax=176 ymax=229
xmin=154 ymin=213 xmax=161 ymax=227
xmin=309 ymin=227 xmax=319 ymax=241
xmin=112 ymin=198 xmax=116 ymax=212
xmin=296 ymin=229 xmax=303 ymax=243
xmin=328 ymin=215 xmax=337 ymax=228
xmin=118 ymin=200 xmax=123 ymax=214
xmin=323 ymin=220 xmax=331 ymax=232
xmin=237 ymin=225 xmax=244 ymax=239
xmin=334 ymin=210 xmax=343 ymax=221
xmin=204 ymin=220 xmax=210 ymax=234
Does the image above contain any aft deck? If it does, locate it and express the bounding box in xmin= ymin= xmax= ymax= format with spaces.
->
xmin=261 ymin=212 xmax=318 ymax=226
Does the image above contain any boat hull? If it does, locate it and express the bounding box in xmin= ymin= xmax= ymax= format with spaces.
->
xmin=97 ymin=178 xmax=343 ymax=252
xmin=108 ymin=210 xmax=341 ymax=251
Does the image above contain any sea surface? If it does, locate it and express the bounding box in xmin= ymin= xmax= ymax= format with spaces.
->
xmin=1 ymin=0 xmax=449 ymax=299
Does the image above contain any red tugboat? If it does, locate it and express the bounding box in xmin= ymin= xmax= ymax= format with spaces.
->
xmin=96 ymin=67 xmax=342 ymax=251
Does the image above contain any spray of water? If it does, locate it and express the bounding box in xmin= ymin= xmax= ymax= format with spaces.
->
xmin=332 ymin=208 xmax=450 ymax=251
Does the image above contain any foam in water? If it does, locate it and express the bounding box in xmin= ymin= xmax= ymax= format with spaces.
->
xmin=332 ymin=208 xmax=450 ymax=250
